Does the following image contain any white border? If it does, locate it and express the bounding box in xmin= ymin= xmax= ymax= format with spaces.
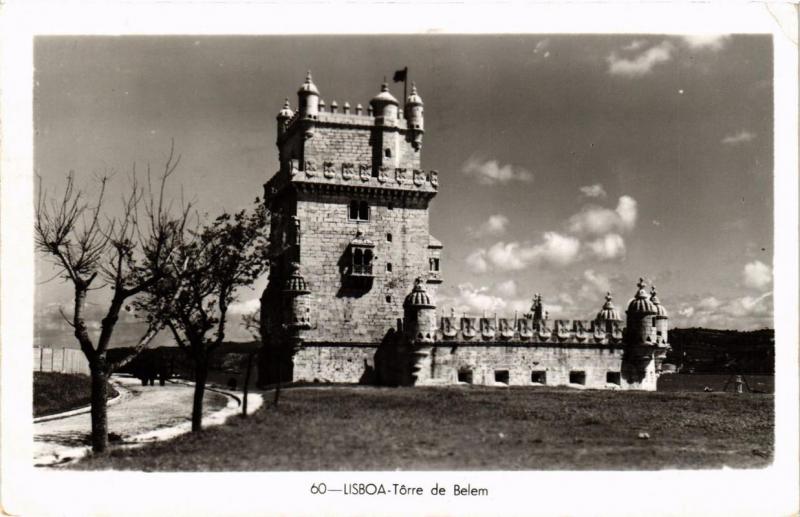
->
xmin=1 ymin=2 xmax=797 ymax=516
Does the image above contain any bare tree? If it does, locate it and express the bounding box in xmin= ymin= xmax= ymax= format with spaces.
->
xmin=140 ymin=204 xmax=270 ymax=431
xmin=35 ymin=143 xmax=189 ymax=453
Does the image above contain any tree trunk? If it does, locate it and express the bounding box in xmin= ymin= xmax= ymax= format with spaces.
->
xmin=242 ymin=351 xmax=254 ymax=417
xmin=89 ymin=364 xmax=109 ymax=453
xmin=273 ymin=349 xmax=281 ymax=406
xmin=191 ymin=354 xmax=208 ymax=432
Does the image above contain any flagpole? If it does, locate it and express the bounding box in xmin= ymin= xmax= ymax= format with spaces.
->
xmin=403 ymin=67 xmax=408 ymax=112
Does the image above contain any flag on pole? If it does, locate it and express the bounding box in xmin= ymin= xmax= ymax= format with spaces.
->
xmin=393 ymin=67 xmax=408 ymax=83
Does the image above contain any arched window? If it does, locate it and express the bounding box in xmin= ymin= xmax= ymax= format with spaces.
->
xmin=353 ymin=248 xmax=363 ymax=269
xmin=364 ymin=249 xmax=373 ymax=269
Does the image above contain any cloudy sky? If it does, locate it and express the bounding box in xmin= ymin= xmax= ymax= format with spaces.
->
xmin=34 ymin=34 xmax=773 ymax=346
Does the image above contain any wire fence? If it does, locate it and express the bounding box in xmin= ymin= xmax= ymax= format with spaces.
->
xmin=33 ymin=346 xmax=90 ymax=376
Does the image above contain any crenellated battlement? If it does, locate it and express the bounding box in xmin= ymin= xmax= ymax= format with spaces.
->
xmin=281 ymin=108 xmax=414 ymax=137
xmin=434 ymin=316 xmax=624 ymax=346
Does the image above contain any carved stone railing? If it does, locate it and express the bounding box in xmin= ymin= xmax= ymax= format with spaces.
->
xmin=291 ymin=159 xmax=439 ymax=193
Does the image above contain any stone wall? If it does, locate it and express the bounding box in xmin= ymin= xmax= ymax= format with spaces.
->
xmin=304 ymin=125 xmax=373 ymax=166
xmin=290 ymin=341 xmax=634 ymax=390
xmin=413 ymin=343 xmax=626 ymax=389
xmin=293 ymin=344 xmax=379 ymax=383
xmin=296 ymin=191 xmax=437 ymax=343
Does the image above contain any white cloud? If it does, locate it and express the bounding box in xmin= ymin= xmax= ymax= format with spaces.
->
xmin=579 ymin=183 xmax=607 ymax=198
xmin=681 ymin=35 xmax=730 ymax=50
xmin=582 ymin=269 xmax=612 ymax=294
xmin=721 ymin=130 xmax=756 ymax=145
xmin=568 ymin=195 xmax=637 ymax=236
xmin=469 ymin=232 xmax=581 ymax=273
xmin=469 ymin=214 xmax=509 ymax=238
xmin=607 ymin=41 xmax=674 ymax=77
xmin=698 ymin=296 xmax=722 ymax=310
xmin=743 ymin=260 xmax=772 ymax=290
xmin=443 ymin=283 xmax=507 ymax=315
xmin=674 ymin=292 xmax=773 ymax=330
xmin=228 ymin=298 xmax=260 ymax=315
xmin=465 ymin=249 xmax=489 ymax=274
xmin=461 ymin=157 xmax=534 ymax=185
xmin=494 ymin=279 xmax=518 ymax=298
xmin=586 ymin=233 xmax=626 ymax=260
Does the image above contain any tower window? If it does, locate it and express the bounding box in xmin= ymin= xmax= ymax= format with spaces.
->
xmin=351 ymin=247 xmax=373 ymax=276
xmin=386 ymin=233 xmax=392 ymax=242
xmin=494 ymin=370 xmax=510 ymax=385
xmin=386 ymin=263 xmax=392 ymax=272
xmin=349 ymin=200 xmax=369 ymax=221
xmin=385 ymin=295 xmax=392 ymax=303
xmin=384 ymin=148 xmax=392 ymax=158
xmin=569 ymin=371 xmax=586 ymax=385
xmin=531 ymin=371 xmax=547 ymax=384
xmin=429 ymin=257 xmax=440 ymax=272
xmin=458 ymin=370 xmax=473 ymax=384
xmin=606 ymin=372 xmax=621 ymax=385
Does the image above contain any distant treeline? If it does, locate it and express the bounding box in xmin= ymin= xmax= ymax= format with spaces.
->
xmin=108 ymin=341 xmax=260 ymax=382
xmin=666 ymin=328 xmax=774 ymax=374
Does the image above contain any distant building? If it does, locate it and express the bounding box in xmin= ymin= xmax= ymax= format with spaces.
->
xmin=259 ymin=73 xmax=669 ymax=390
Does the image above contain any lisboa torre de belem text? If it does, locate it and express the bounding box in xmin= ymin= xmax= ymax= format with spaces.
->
xmin=258 ymin=72 xmax=670 ymax=390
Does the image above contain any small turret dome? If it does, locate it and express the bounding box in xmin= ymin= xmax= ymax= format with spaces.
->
xmin=370 ymin=82 xmax=399 ymax=107
xmin=596 ymin=292 xmax=622 ymax=322
xmin=283 ymin=262 xmax=310 ymax=294
xmin=627 ymin=278 xmax=657 ymax=315
xmin=406 ymin=82 xmax=423 ymax=106
xmin=404 ymin=277 xmax=434 ymax=308
xmin=297 ymin=71 xmax=320 ymax=96
xmin=277 ymin=98 xmax=294 ymax=119
xmin=650 ymin=285 xmax=668 ymax=318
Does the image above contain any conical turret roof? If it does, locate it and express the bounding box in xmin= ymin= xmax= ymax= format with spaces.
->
xmin=404 ymin=277 xmax=434 ymax=308
xmin=406 ymin=82 xmax=423 ymax=106
xmin=277 ymin=98 xmax=294 ymax=119
xmin=297 ymin=71 xmax=320 ymax=96
xmin=596 ymin=292 xmax=622 ymax=322
xmin=370 ymin=82 xmax=399 ymax=107
xmin=650 ymin=285 xmax=668 ymax=318
xmin=627 ymin=278 xmax=657 ymax=315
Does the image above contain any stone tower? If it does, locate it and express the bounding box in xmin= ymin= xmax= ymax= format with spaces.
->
xmin=259 ymin=73 xmax=442 ymax=384
xmin=621 ymin=278 xmax=670 ymax=389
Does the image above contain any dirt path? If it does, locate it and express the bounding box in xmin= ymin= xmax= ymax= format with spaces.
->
xmin=34 ymin=375 xmax=229 ymax=465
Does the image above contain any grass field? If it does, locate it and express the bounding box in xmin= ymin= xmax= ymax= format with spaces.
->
xmin=33 ymin=372 xmax=118 ymax=417
xmin=73 ymin=382 xmax=773 ymax=471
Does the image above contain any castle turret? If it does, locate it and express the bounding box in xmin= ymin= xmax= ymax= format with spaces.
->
xmin=404 ymin=82 xmax=424 ymax=150
xmin=649 ymin=285 xmax=669 ymax=343
xmin=297 ymin=71 xmax=320 ymax=119
xmin=625 ymin=278 xmax=657 ymax=344
xmin=370 ymin=82 xmax=400 ymax=125
xmin=621 ymin=278 xmax=661 ymax=389
xmin=276 ymin=98 xmax=294 ymax=140
xmin=403 ymin=277 xmax=436 ymax=344
xmin=282 ymin=262 xmax=312 ymax=332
